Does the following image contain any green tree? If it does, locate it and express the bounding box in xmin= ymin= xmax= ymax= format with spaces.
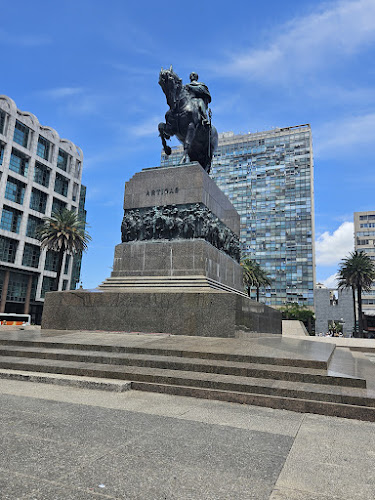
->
xmin=337 ymin=251 xmax=375 ymax=337
xmin=279 ymin=303 xmax=315 ymax=334
xmin=241 ymin=258 xmax=271 ymax=301
xmin=37 ymin=209 xmax=91 ymax=291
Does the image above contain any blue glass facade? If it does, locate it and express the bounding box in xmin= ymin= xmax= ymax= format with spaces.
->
xmin=161 ymin=125 xmax=315 ymax=307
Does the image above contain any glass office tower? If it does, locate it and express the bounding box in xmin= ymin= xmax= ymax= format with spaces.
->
xmin=161 ymin=124 xmax=315 ymax=307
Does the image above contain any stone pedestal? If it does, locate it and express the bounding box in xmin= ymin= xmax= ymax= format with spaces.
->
xmin=109 ymin=239 xmax=243 ymax=292
xmin=124 ymin=163 xmax=239 ymax=234
xmin=42 ymin=163 xmax=282 ymax=336
xmin=41 ymin=290 xmax=282 ymax=337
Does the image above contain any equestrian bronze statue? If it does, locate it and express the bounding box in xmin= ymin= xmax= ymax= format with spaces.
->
xmin=158 ymin=66 xmax=218 ymax=173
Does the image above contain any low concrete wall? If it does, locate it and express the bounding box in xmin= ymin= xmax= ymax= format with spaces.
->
xmin=41 ymin=290 xmax=281 ymax=337
xmin=282 ymin=320 xmax=309 ymax=337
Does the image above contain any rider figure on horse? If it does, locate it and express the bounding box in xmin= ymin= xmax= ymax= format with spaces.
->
xmin=185 ymin=72 xmax=211 ymax=126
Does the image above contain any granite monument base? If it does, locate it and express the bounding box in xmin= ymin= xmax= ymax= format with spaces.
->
xmin=105 ymin=238 xmax=243 ymax=292
xmin=41 ymin=289 xmax=281 ymax=337
xmin=41 ymin=162 xmax=282 ymax=337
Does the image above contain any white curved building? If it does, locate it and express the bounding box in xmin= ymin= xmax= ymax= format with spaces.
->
xmin=0 ymin=95 xmax=86 ymax=323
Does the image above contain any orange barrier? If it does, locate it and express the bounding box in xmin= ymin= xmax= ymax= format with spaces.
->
xmin=0 ymin=321 xmax=25 ymax=326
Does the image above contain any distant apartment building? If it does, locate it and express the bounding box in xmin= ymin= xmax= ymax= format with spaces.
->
xmin=161 ymin=124 xmax=315 ymax=307
xmin=0 ymin=95 xmax=86 ymax=323
xmin=354 ymin=211 xmax=375 ymax=331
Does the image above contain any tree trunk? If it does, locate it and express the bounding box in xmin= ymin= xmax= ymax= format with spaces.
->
xmin=357 ymin=283 xmax=364 ymax=338
xmin=307 ymin=316 xmax=312 ymax=335
xmin=53 ymin=249 xmax=65 ymax=292
xmin=352 ymin=286 xmax=357 ymax=335
xmin=256 ymin=287 xmax=259 ymax=302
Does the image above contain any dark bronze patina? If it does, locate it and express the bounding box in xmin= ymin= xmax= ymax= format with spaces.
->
xmin=158 ymin=66 xmax=218 ymax=173
xmin=121 ymin=203 xmax=241 ymax=262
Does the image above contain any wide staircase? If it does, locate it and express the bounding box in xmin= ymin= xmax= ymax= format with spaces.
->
xmin=0 ymin=333 xmax=374 ymax=421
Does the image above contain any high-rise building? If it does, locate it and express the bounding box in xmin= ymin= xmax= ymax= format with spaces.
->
xmin=0 ymin=95 xmax=86 ymax=323
xmin=354 ymin=211 xmax=375 ymax=324
xmin=161 ymin=124 xmax=315 ymax=307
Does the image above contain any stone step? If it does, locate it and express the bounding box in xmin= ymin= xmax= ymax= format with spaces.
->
xmin=0 ymin=338 xmax=330 ymax=370
xmin=99 ymin=275 xmax=247 ymax=296
xmin=0 ymin=355 xmax=371 ymax=405
xmin=131 ymin=382 xmax=375 ymax=422
xmin=0 ymin=345 xmax=364 ymax=387
xmin=0 ymin=368 xmax=131 ymax=392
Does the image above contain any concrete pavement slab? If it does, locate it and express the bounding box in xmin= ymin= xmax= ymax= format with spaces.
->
xmin=177 ymin=403 xmax=303 ymax=437
xmin=270 ymin=487 xmax=341 ymax=499
xmin=274 ymin=414 xmax=375 ymax=499
xmin=0 ymin=469 xmax=114 ymax=500
xmin=65 ymin=423 xmax=289 ymax=500
xmin=0 ymin=431 xmax=108 ymax=482
xmin=1 ymin=378 xmax=375 ymax=499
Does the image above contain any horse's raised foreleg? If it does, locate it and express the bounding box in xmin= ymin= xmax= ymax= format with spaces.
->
xmin=180 ymin=122 xmax=195 ymax=164
xmin=158 ymin=122 xmax=172 ymax=155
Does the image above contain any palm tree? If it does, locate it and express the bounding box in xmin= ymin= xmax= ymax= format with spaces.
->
xmin=241 ymin=258 xmax=271 ymax=301
xmin=338 ymin=251 xmax=375 ymax=337
xmin=37 ymin=209 xmax=91 ymax=291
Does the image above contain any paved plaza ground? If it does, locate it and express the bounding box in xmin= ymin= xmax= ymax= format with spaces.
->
xmin=0 ymin=376 xmax=374 ymax=499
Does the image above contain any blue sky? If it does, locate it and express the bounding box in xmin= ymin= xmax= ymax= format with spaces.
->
xmin=1 ymin=0 xmax=374 ymax=289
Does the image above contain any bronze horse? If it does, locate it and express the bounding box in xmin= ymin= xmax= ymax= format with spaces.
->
xmin=158 ymin=67 xmax=218 ymax=173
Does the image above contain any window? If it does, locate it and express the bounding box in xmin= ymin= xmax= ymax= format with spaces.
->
xmin=9 ymin=149 xmax=29 ymax=176
xmin=64 ymin=254 xmax=71 ymax=274
xmin=52 ymin=197 xmax=66 ymax=214
xmin=34 ymin=162 xmax=50 ymax=187
xmin=5 ymin=177 xmax=26 ymax=205
xmin=13 ymin=120 xmax=30 ymax=148
xmin=54 ymin=173 xmax=69 ymax=197
xmin=30 ymin=188 xmax=48 ymax=213
xmin=37 ymin=136 xmax=50 ymax=160
xmin=329 ymin=291 xmax=338 ymax=306
xmin=74 ymin=160 xmax=81 ymax=178
xmin=0 ymin=144 xmax=4 ymax=165
xmin=41 ymin=276 xmax=55 ymax=298
xmin=7 ymin=272 xmax=34 ymax=303
xmin=44 ymin=250 xmax=59 ymax=272
xmin=0 ymin=110 xmax=6 ymax=135
xmin=0 ymin=236 xmax=18 ymax=263
xmin=0 ymin=206 xmax=22 ymax=233
xmin=72 ymin=183 xmax=79 ymax=202
xmin=26 ymin=215 xmax=43 ymax=238
xmin=57 ymin=149 xmax=69 ymax=171
xmin=63 ymin=279 xmax=68 ymax=290
xmin=22 ymin=243 xmax=40 ymax=268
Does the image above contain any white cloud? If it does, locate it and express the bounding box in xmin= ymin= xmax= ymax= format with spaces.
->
xmin=109 ymin=63 xmax=155 ymax=76
xmin=39 ymin=88 xmax=106 ymax=116
xmin=314 ymin=112 xmax=375 ymax=157
xmin=307 ymin=85 xmax=375 ymax=106
xmin=316 ymin=221 xmax=354 ymax=266
xmin=321 ymin=273 xmax=339 ymax=289
xmin=42 ymin=87 xmax=84 ymax=99
xmin=214 ymin=0 xmax=375 ymax=82
xmin=129 ymin=116 xmax=160 ymax=138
